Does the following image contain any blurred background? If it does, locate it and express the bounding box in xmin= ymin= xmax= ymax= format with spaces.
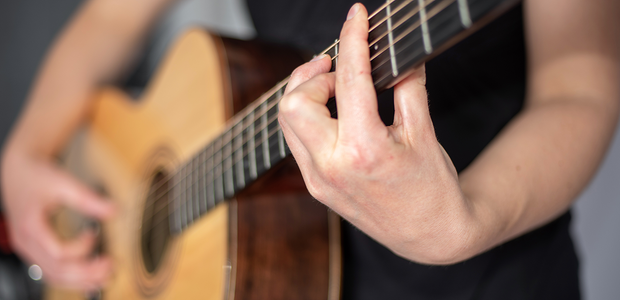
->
xmin=0 ymin=0 xmax=619 ymax=299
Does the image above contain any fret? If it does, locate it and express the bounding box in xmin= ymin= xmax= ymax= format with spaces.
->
xmin=171 ymin=172 xmax=182 ymax=234
xmin=233 ymin=122 xmax=245 ymax=190
xmin=253 ymin=110 xmax=267 ymax=177
xmin=385 ymin=0 xmax=399 ymax=77
xmin=457 ymin=0 xmax=472 ymax=27
xmin=260 ymin=100 xmax=271 ymax=169
xmin=179 ymin=164 xmax=188 ymax=230
xmin=334 ymin=40 xmax=339 ymax=69
xmin=267 ymin=100 xmax=282 ymax=166
xmin=199 ymin=149 xmax=207 ymax=215
xmin=186 ymin=158 xmax=194 ymax=226
xmin=248 ymin=110 xmax=258 ymax=179
xmin=213 ymin=137 xmax=225 ymax=204
xmin=275 ymin=89 xmax=286 ymax=158
xmin=223 ymin=130 xmax=235 ymax=198
xmin=206 ymin=143 xmax=216 ymax=210
xmin=418 ymin=0 xmax=433 ymax=54
xmin=268 ymin=123 xmax=281 ymax=166
xmin=192 ymin=155 xmax=200 ymax=220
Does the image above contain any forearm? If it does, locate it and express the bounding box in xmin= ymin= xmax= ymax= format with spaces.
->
xmin=4 ymin=0 xmax=174 ymax=159
xmin=458 ymin=87 xmax=619 ymax=258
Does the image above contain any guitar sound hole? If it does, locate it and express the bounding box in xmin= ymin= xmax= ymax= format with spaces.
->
xmin=141 ymin=171 xmax=172 ymax=274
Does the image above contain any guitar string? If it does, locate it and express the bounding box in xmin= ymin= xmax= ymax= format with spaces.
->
xmin=140 ymin=0 xmax=459 ymax=232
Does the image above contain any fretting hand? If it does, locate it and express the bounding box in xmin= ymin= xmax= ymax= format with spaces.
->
xmin=278 ymin=3 xmax=475 ymax=264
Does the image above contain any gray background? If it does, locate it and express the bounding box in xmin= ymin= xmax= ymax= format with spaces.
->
xmin=0 ymin=0 xmax=618 ymax=299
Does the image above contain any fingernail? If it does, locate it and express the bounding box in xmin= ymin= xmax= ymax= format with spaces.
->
xmin=310 ymin=54 xmax=327 ymax=62
xmin=347 ymin=4 xmax=359 ymax=21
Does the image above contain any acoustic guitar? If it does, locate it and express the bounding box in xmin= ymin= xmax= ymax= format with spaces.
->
xmin=47 ymin=0 xmax=519 ymax=299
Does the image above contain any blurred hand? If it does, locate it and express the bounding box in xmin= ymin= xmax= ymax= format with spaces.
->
xmin=278 ymin=4 xmax=472 ymax=264
xmin=1 ymin=149 xmax=115 ymax=291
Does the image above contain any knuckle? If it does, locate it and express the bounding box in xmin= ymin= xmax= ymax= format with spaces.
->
xmin=279 ymin=93 xmax=305 ymax=116
xmin=341 ymin=145 xmax=379 ymax=174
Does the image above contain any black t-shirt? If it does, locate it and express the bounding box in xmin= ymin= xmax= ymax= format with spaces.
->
xmin=246 ymin=1 xmax=579 ymax=299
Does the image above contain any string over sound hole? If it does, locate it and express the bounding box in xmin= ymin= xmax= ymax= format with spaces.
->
xmin=141 ymin=171 xmax=172 ymax=274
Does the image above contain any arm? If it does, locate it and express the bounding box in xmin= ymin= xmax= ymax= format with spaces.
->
xmin=1 ymin=0 xmax=176 ymax=290
xmin=278 ymin=0 xmax=620 ymax=265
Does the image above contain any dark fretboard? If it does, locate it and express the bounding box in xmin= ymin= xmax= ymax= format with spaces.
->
xmin=168 ymin=0 xmax=520 ymax=234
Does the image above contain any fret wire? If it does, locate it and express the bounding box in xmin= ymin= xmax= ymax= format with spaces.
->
xmin=186 ymin=157 xmax=193 ymax=224
xmin=248 ymin=110 xmax=258 ymax=179
xmin=457 ymin=0 xmax=472 ymax=28
xmin=418 ymin=0 xmax=433 ymax=54
xmin=234 ymin=122 xmax=246 ymax=189
xmin=171 ymin=172 xmax=181 ymax=233
xmin=143 ymin=0 xmax=460 ymax=218
xmin=275 ymin=89 xmax=286 ymax=158
xmin=186 ymin=157 xmax=194 ymax=225
xmin=223 ymin=130 xmax=235 ymax=196
xmin=207 ymin=143 xmax=216 ymax=210
xmin=261 ymin=100 xmax=271 ymax=169
xmin=199 ymin=149 xmax=207 ymax=214
xmin=214 ymin=137 xmax=225 ymax=204
xmin=193 ymin=154 xmax=200 ymax=219
xmin=179 ymin=164 xmax=187 ymax=230
xmin=386 ymin=0 xmax=400 ymax=77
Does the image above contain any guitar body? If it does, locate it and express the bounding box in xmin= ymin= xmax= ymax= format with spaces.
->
xmin=47 ymin=29 xmax=340 ymax=300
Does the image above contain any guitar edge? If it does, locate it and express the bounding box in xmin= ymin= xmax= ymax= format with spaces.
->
xmin=48 ymin=28 xmax=341 ymax=300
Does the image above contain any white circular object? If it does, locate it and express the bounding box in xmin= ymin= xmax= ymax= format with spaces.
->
xmin=28 ymin=264 xmax=43 ymax=281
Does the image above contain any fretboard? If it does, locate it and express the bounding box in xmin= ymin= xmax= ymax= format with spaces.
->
xmin=169 ymin=0 xmax=520 ymax=234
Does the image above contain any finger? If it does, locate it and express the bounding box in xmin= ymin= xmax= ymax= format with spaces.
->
xmin=54 ymin=170 xmax=115 ymax=220
xmin=30 ymin=216 xmax=97 ymax=263
xmin=336 ymin=4 xmax=385 ymax=140
xmin=284 ymin=54 xmax=333 ymax=95
xmin=392 ymin=65 xmax=434 ymax=144
xmin=279 ymin=72 xmax=338 ymax=157
xmin=45 ymin=256 xmax=113 ymax=291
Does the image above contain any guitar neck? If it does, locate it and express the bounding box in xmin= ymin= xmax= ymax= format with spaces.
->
xmin=169 ymin=0 xmax=520 ymax=234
